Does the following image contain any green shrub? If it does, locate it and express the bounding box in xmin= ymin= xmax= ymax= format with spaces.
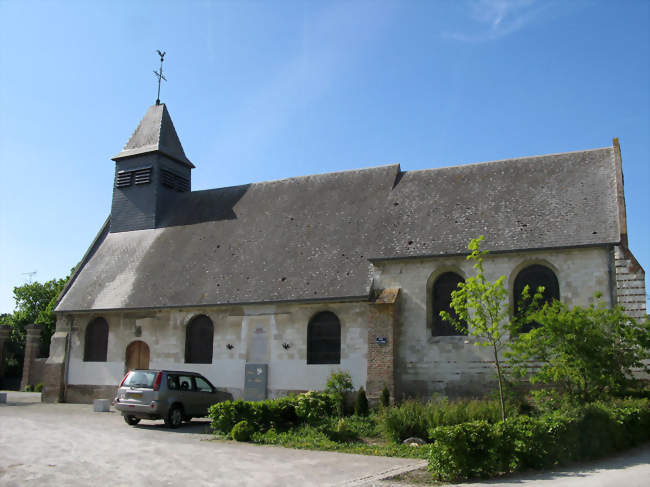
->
xmin=209 ymin=393 xmax=334 ymax=434
xmin=379 ymin=400 xmax=430 ymax=442
xmin=380 ymin=385 xmax=390 ymax=408
xmin=378 ymin=397 xmax=504 ymax=443
xmin=427 ymin=399 xmax=650 ymax=482
xmin=231 ymin=420 xmax=254 ymax=442
xmin=34 ymin=383 xmax=44 ymax=392
xmin=428 ymin=421 xmax=509 ymax=481
xmin=354 ymin=387 xmax=369 ymax=416
xmin=295 ymin=391 xmax=337 ymax=425
xmin=326 ymin=418 xmax=358 ymax=443
xmin=325 ymin=370 xmax=353 ymax=416
xmin=24 ymin=384 xmax=33 ymax=392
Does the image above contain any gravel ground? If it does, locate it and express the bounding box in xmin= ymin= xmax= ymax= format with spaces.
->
xmin=0 ymin=392 xmax=424 ymax=487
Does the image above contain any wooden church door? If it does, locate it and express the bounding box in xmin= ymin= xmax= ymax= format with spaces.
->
xmin=125 ymin=341 xmax=150 ymax=371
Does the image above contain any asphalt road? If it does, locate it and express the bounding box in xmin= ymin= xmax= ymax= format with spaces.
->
xmin=0 ymin=392 xmax=424 ymax=487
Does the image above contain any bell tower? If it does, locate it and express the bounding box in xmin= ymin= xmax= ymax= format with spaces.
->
xmin=109 ymin=103 xmax=194 ymax=233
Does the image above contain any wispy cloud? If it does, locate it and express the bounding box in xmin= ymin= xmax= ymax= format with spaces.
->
xmin=445 ymin=0 xmax=549 ymax=42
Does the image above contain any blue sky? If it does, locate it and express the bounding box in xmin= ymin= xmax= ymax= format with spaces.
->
xmin=0 ymin=0 xmax=648 ymax=313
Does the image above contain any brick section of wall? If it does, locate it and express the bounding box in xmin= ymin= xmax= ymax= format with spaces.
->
xmin=615 ymin=245 xmax=647 ymax=319
xmin=20 ymin=324 xmax=42 ymax=390
xmin=366 ymin=290 xmax=399 ymax=403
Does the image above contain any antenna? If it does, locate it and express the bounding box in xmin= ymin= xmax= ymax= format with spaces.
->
xmin=22 ymin=271 xmax=37 ymax=283
xmin=153 ymin=50 xmax=167 ymax=105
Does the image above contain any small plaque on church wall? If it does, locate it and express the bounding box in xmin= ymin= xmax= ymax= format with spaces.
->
xmin=244 ymin=363 xmax=268 ymax=401
xmin=376 ymin=336 xmax=388 ymax=345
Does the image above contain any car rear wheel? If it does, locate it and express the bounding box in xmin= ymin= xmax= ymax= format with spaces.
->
xmin=124 ymin=415 xmax=140 ymax=426
xmin=183 ymin=415 xmax=192 ymax=423
xmin=165 ymin=405 xmax=183 ymax=429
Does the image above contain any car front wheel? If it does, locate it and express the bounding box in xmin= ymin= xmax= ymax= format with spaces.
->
xmin=165 ymin=405 xmax=183 ymax=429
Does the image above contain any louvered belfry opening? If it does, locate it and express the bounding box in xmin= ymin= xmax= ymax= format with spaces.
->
xmin=432 ymin=272 xmax=467 ymax=336
xmin=161 ymin=168 xmax=190 ymax=192
xmin=514 ymin=264 xmax=560 ymax=333
xmin=83 ymin=317 xmax=109 ymax=362
xmin=307 ymin=311 xmax=341 ymax=364
xmin=115 ymin=166 xmax=152 ymax=188
xmin=185 ymin=315 xmax=214 ymax=364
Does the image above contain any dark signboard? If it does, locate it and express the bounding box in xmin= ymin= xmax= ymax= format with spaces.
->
xmin=244 ymin=363 xmax=268 ymax=401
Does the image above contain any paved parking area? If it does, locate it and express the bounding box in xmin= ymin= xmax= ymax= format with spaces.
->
xmin=0 ymin=392 xmax=424 ymax=487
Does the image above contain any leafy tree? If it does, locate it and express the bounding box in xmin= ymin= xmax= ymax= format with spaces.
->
xmin=1 ymin=271 xmax=72 ymax=379
xmin=507 ymin=297 xmax=650 ymax=402
xmin=440 ymin=236 xmax=522 ymax=421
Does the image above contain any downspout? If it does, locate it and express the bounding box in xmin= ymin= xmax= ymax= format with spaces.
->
xmin=608 ymin=246 xmax=617 ymax=308
xmin=63 ymin=315 xmax=73 ymax=402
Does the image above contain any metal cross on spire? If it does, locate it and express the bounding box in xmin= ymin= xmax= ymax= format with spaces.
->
xmin=154 ymin=49 xmax=167 ymax=105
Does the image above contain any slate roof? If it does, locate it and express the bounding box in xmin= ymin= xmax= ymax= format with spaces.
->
xmin=112 ymin=104 xmax=194 ymax=168
xmin=56 ymin=146 xmax=621 ymax=312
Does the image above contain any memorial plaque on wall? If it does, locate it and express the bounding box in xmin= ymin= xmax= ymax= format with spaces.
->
xmin=244 ymin=363 xmax=268 ymax=401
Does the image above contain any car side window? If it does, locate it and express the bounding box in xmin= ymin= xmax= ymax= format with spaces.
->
xmin=194 ymin=377 xmax=214 ymax=393
xmin=167 ymin=375 xmax=179 ymax=390
xmin=178 ymin=375 xmax=195 ymax=391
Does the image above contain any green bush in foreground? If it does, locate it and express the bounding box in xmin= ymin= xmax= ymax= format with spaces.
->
xmin=427 ymin=399 xmax=650 ymax=482
xmin=231 ymin=420 xmax=254 ymax=442
xmin=209 ymin=392 xmax=336 ymax=434
xmin=378 ymin=397 xmax=505 ymax=442
xmin=24 ymin=384 xmax=33 ymax=392
xmin=34 ymin=383 xmax=44 ymax=392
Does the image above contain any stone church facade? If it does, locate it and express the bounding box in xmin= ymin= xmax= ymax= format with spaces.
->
xmin=42 ymin=103 xmax=646 ymax=403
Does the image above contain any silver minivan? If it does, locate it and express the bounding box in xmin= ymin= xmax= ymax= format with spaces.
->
xmin=114 ymin=369 xmax=232 ymax=428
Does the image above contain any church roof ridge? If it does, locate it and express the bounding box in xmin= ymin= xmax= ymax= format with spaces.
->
xmin=112 ymin=103 xmax=194 ymax=168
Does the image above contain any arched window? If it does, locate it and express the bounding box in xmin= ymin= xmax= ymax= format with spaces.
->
xmin=185 ymin=315 xmax=214 ymax=364
xmin=307 ymin=311 xmax=341 ymax=364
xmin=432 ymin=272 xmax=467 ymax=336
xmin=84 ymin=317 xmax=108 ymax=362
xmin=514 ymin=264 xmax=560 ymax=333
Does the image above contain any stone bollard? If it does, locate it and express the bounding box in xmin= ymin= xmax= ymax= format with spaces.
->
xmin=93 ymin=399 xmax=111 ymax=412
xmin=0 ymin=392 xmax=7 ymax=403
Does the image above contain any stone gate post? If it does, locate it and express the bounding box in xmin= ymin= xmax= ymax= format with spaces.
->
xmin=20 ymin=324 xmax=42 ymax=390
xmin=0 ymin=325 xmax=11 ymax=386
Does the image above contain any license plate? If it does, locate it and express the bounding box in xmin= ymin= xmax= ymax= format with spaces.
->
xmin=128 ymin=393 xmax=143 ymax=399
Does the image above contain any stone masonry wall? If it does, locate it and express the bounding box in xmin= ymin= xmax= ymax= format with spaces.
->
xmin=372 ymin=246 xmax=614 ymax=399
xmin=614 ymin=245 xmax=647 ymax=319
xmin=57 ymin=300 xmax=370 ymax=403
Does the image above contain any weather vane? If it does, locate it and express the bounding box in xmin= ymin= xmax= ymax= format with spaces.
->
xmin=154 ymin=50 xmax=166 ymax=105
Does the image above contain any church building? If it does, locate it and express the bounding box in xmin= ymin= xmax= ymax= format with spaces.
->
xmin=42 ymin=102 xmax=646 ymax=403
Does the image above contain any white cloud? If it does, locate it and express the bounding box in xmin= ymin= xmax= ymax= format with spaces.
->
xmin=445 ymin=0 xmax=549 ymax=42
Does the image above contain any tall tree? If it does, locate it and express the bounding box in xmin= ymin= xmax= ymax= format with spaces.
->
xmin=440 ymin=236 xmax=523 ymax=421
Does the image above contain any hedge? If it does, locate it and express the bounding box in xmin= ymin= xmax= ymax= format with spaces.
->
xmin=209 ymin=392 xmax=337 ymax=434
xmin=427 ymin=399 xmax=650 ymax=482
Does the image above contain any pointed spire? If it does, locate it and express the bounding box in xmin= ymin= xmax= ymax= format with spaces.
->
xmin=112 ymin=104 xmax=194 ymax=168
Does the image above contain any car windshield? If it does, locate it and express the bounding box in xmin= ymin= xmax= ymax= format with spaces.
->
xmin=123 ymin=370 xmax=157 ymax=388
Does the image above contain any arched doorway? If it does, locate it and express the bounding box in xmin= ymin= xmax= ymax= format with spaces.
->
xmin=125 ymin=341 xmax=150 ymax=371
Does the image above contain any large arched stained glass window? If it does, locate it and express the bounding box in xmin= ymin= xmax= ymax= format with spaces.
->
xmin=84 ymin=317 xmax=108 ymax=362
xmin=307 ymin=311 xmax=341 ymax=364
xmin=432 ymin=272 xmax=467 ymax=336
xmin=185 ymin=315 xmax=214 ymax=364
xmin=514 ymin=264 xmax=560 ymax=333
